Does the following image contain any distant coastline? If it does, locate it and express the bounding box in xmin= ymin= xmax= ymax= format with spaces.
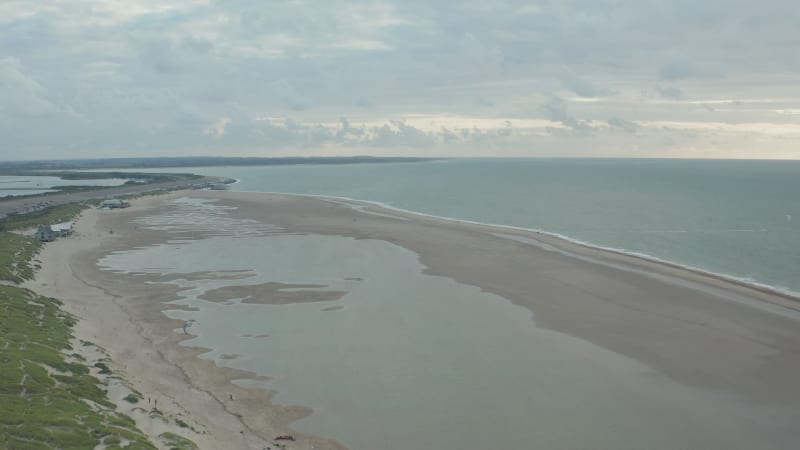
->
xmin=0 ymin=156 xmax=443 ymax=171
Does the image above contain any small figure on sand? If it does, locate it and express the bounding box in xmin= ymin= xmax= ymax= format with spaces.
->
xmin=182 ymin=319 xmax=196 ymax=334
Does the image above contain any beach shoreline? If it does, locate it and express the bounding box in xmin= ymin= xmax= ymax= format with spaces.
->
xmin=228 ymin=189 xmax=800 ymax=305
xmin=25 ymin=192 xmax=344 ymax=450
xmin=268 ymin=191 xmax=800 ymax=306
xmin=26 ymin=189 xmax=800 ymax=449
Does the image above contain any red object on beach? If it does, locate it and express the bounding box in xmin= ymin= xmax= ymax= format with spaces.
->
xmin=275 ymin=435 xmax=296 ymax=441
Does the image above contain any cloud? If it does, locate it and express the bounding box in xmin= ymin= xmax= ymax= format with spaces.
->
xmin=607 ymin=117 xmax=639 ymax=133
xmin=457 ymin=32 xmax=504 ymax=77
xmin=0 ymin=0 xmax=799 ymax=159
xmin=138 ymin=39 xmax=185 ymax=74
xmin=266 ymin=79 xmax=313 ymax=111
xmin=0 ymin=58 xmax=63 ymax=117
xmin=369 ymin=120 xmax=435 ymax=147
xmin=203 ymin=117 xmax=231 ymax=137
xmin=656 ymin=85 xmax=683 ymax=100
xmin=559 ymin=67 xmax=608 ymax=98
xmin=541 ymin=96 xmax=592 ymax=132
xmin=658 ymin=51 xmax=696 ymax=80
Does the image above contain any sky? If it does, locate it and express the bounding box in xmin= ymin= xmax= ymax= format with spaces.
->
xmin=1 ymin=0 xmax=799 ymax=160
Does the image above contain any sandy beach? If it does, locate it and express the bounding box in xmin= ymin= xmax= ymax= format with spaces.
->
xmin=26 ymin=190 xmax=800 ymax=449
xmin=25 ymin=193 xmax=342 ymax=450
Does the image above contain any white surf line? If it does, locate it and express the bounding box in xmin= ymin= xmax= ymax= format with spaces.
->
xmin=332 ymin=202 xmax=411 ymax=222
xmin=491 ymin=232 xmax=800 ymax=321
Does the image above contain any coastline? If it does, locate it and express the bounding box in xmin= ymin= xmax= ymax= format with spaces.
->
xmin=253 ymin=190 xmax=800 ymax=304
xmin=25 ymin=189 xmax=800 ymax=449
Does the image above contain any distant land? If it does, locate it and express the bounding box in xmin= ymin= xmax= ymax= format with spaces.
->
xmin=0 ymin=156 xmax=441 ymax=171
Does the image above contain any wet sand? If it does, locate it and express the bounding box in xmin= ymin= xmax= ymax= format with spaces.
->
xmin=27 ymin=190 xmax=800 ymax=449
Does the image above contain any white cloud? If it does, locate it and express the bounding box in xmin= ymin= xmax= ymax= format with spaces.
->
xmin=607 ymin=117 xmax=639 ymax=133
xmin=559 ymin=67 xmax=610 ymax=98
xmin=0 ymin=58 xmax=75 ymax=118
xmin=656 ymin=85 xmax=683 ymax=100
xmin=658 ymin=51 xmax=696 ymax=80
xmin=265 ymin=79 xmax=313 ymax=111
xmin=203 ymin=117 xmax=231 ymax=137
xmin=541 ymin=96 xmax=592 ymax=132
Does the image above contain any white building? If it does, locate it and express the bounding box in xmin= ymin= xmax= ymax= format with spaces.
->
xmin=51 ymin=222 xmax=73 ymax=237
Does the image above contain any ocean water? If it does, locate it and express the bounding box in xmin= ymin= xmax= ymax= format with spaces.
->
xmin=138 ymin=158 xmax=800 ymax=295
xmin=98 ymin=197 xmax=792 ymax=450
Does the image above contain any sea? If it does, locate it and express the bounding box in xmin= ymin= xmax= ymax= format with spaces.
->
xmin=96 ymin=158 xmax=800 ymax=449
xmin=131 ymin=158 xmax=800 ymax=296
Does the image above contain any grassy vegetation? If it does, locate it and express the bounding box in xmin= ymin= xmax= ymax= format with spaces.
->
xmin=94 ymin=362 xmax=112 ymax=375
xmin=159 ymin=432 xmax=199 ymax=450
xmin=50 ymin=171 xmax=198 ymax=182
xmin=0 ymin=200 xmax=199 ymax=450
xmin=0 ymin=285 xmax=156 ymax=449
xmin=0 ymin=203 xmax=87 ymax=232
xmin=0 ymin=232 xmax=41 ymax=283
xmin=0 ymin=202 xmax=83 ymax=284
xmin=123 ymin=393 xmax=142 ymax=404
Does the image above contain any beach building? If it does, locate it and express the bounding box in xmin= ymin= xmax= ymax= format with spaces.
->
xmin=34 ymin=222 xmax=73 ymax=241
xmin=101 ymin=199 xmax=130 ymax=209
xmin=34 ymin=225 xmax=56 ymax=242
xmin=51 ymin=222 xmax=74 ymax=237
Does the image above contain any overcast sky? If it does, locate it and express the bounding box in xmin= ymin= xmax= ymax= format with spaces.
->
xmin=2 ymin=0 xmax=799 ymax=160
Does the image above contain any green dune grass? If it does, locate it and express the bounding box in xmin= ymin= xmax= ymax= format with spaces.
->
xmin=0 ymin=286 xmax=156 ymax=449
xmin=0 ymin=200 xmax=199 ymax=449
xmin=0 ymin=233 xmax=41 ymax=283
xmin=0 ymin=203 xmax=87 ymax=232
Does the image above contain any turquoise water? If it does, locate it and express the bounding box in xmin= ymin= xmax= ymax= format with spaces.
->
xmin=98 ymin=197 xmax=790 ymax=450
xmin=140 ymin=159 xmax=800 ymax=295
